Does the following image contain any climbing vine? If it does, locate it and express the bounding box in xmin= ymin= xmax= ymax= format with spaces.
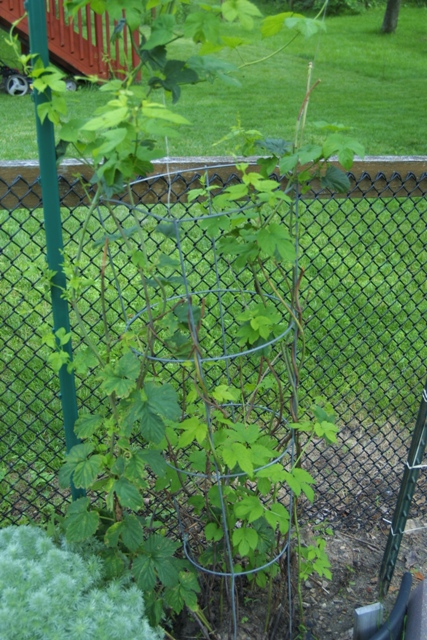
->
xmin=20 ymin=0 xmax=365 ymax=635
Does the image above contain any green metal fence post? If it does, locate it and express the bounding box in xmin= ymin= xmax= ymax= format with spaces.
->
xmin=25 ymin=0 xmax=84 ymax=500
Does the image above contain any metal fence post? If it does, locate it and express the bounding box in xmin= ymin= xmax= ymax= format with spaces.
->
xmin=25 ymin=0 xmax=84 ymax=500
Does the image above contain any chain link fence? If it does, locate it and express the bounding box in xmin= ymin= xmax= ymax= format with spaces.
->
xmin=1 ymin=158 xmax=427 ymax=531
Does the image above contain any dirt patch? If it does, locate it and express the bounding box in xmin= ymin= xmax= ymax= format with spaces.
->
xmin=302 ymin=518 xmax=427 ymax=639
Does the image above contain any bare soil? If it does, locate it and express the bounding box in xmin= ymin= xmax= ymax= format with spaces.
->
xmin=301 ymin=517 xmax=427 ymax=640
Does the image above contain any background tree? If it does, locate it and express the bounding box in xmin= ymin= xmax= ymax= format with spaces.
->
xmin=382 ymin=0 xmax=401 ymax=32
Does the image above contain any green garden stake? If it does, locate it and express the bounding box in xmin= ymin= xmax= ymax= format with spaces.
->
xmin=25 ymin=0 xmax=84 ymax=500
xmin=379 ymin=379 xmax=427 ymax=596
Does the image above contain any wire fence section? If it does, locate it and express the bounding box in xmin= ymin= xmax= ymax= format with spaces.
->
xmin=1 ymin=157 xmax=427 ymax=531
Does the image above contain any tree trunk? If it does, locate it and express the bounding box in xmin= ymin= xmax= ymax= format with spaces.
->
xmin=381 ymin=0 xmax=402 ymax=33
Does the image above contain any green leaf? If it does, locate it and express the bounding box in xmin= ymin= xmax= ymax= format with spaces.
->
xmin=82 ymin=107 xmax=129 ymax=131
xmin=256 ymin=137 xmax=291 ymax=156
xmin=322 ymin=134 xmax=364 ymax=166
xmin=137 ymin=534 xmax=180 ymax=587
xmin=164 ymin=570 xmax=200 ymax=613
xmin=140 ymin=406 xmax=166 ymax=443
xmin=222 ymin=0 xmax=262 ymax=29
xmin=74 ymin=413 xmax=104 ymax=438
xmin=104 ymin=521 xmax=123 ymax=548
xmin=64 ymin=497 xmax=100 ymax=542
xmin=59 ymin=443 xmax=96 ymax=487
xmin=72 ymin=347 xmax=98 ymax=375
xmin=100 ymin=355 xmax=139 ymax=397
xmin=124 ymin=449 xmax=148 ymax=482
xmin=234 ymin=495 xmax=264 ymax=522
xmin=141 ymin=15 xmax=176 ymax=49
xmin=257 ymin=223 xmax=296 ymax=263
xmin=184 ymin=10 xmax=221 ymax=44
xmin=222 ymin=442 xmax=253 ymax=475
xmin=121 ymin=514 xmax=144 ymax=551
xmin=298 ymin=143 xmax=323 ymax=165
xmin=261 ymin=12 xmax=297 ymax=37
xmin=139 ymin=449 xmax=167 ymax=476
xmin=232 ymin=526 xmax=258 ymax=555
xmin=144 ymin=381 xmax=181 ymax=421
xmin=187 ymin=56 xmax=239 ymax=85
xmin=279 ymin=153 xmax=298 ymax=174
xmin=256 ymin=463 xmax=286 ymax=483
xmin=59 ymin=118 xmax=88 ymax=142
xmin=257 ymin=476 xmax=271 ymax=495
xmin=73 ymin=454 xmax=103 ymax=488
xmin=264 ymin=502 xmax=289 ymax=534
xmin=178 ymin=417 xmax=208 ymax=448
xmin=116 ymin=351 xmax=140 ymax=379
xmin=205 ymin=522 xmax=224 ymax=542
xmin=313 ymin=420 xmax=338 ymax=444
xmin=92 ymin=127 xmax=128 ymax=157
xmin=321 ymin=165 xmax=350 ymax=193
xmin=173 ymin=302 xmax=201 ymax=328
xmin=148 ymin=60 xmax=199 ymax=104
xmin=132 ymin=554 xmax=157 ymax=590
xmin=142 ymin=102 xmax=190 ymax=125
xmin=113 ymin=477 xmax=143 ymax=510
xmin=285 ymin=16 xmax=325 ymax=38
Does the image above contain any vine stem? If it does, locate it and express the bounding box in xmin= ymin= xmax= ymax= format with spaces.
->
xmin=292 ymin=500 xmax=305 ymax=624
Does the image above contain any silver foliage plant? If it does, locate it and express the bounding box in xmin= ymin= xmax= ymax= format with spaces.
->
xmin=0 ymin=525 xmax=162 ymax=640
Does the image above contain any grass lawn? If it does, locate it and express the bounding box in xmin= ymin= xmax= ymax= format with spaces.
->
xmin=0 ymin=6 xmax=426 ymax=159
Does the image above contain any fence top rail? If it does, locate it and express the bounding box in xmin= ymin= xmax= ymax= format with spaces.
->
xmin=1 ymin=156 xmax=427 ymax=210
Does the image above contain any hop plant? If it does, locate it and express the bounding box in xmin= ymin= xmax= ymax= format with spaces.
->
xmin=0 ymin=526 xmax=163 ymax=640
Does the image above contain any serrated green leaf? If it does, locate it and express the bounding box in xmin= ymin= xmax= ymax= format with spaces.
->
xmin=264 ymin=502 xmax=289 ymax=534
xmin=124 ymin=449 xmax=147 ymax=483
xmin=132 ymin=554 xmax=157 ymax=590
xmin=83 ymin=107 xmax=129 ymax=131
xmin=104 ymin=521 xmax=123 ymax=548
xmin=222 ymin=442 xmax=252 ymax=474
xmin=164 ymin=583 xmax=185 ymax=614
xmin=116 ymin=351 xmax=140 ymax=379
xmin=258 ymin=464 xmax=288 ymax=484
xmin=283 ymin=470 xmax=301 ymax=496
xmin=144 ymin=533 xmax=179 ymax=557
xmin=140 ymin=407 xmax=166 ymax=443
xmin=279 ymin=153 xmax=298 ymax=174
xmin=144 ymin=381 xmax=181 ymax=421
xmin=257 ymin=476 xmax=271 ymax=495
xmin=178 ymin=417 xmax=207 ymax=448
xmin=232 ymin=526 xmax=258 ymax=555
xmin=100 ymin=367 xmax=135 ymax=397
xmin=205 ymin=522 xmax=224 ymax=542
xmin=321 ymin=165 xmax=350 ymax=193
xmin=64 ymin=497 xmax=99 ymax=542
xmin=113 ymin=477 xmax=143 ymax=510
xmin=139 ymin=449 xmax=167 ymax=476
xmin=74 ymin=413 xmax=104 ymax=438
xmin=121 ymin=514 xmax=144 ymax=551
xmin=261 ymin=12 xmax=297 ymax=37
xmin=73 ymin=454 xmax=103 ymax=488
xmin=156 ymin=559 xmax=179 ymax=587
xmin=234 ymin=495 xmax=264 ymax=522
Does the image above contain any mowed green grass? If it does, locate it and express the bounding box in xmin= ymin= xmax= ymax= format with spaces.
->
xmin=0 ymin=6 xmax=426 ymax=159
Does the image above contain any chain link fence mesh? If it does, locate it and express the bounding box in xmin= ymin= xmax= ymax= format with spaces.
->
xmin=1 ymin=160 xmax=427 ymax=531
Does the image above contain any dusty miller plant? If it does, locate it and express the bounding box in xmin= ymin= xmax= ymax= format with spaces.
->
xmin=15 ymin=0 xmax=364 ymax=633
xmin=0 ymin=525 xmax=161 ymax=640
